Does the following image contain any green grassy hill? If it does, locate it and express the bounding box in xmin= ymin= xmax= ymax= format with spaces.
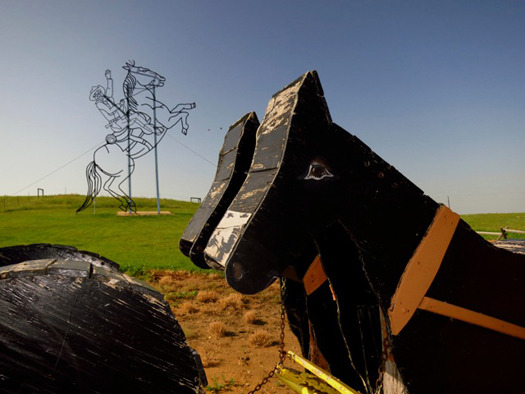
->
xmin=0 ymin=195 xmax=202 ymax=274
xmin=1 ymin=195 xmax=523 ymax=274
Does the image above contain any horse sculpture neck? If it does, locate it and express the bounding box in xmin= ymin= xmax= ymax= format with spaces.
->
xmin=193 ymin=70 xmax=525 ymax=393
xmin=324 ymin=124 xmax=440 ymax=304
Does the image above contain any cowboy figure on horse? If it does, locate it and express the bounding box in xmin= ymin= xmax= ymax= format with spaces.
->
xmin=77 ymin=62 xmax=196 ymax=213
xmin=89 ymin=69 xmax=156 ymax=156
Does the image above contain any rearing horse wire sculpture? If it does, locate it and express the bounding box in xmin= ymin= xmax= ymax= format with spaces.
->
xmin=181 ymin=71 xmax=525 ymax=393
xmin=77 ymin=61 xmax=196 ymax=213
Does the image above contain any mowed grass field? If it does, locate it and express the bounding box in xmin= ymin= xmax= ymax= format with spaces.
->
xmin=0 ymin=195 xmax=202 ymax=274
xmin=1 ymin=195 xmax=524 ymax=274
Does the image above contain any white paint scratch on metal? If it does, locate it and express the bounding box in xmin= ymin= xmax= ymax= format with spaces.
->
xmin=260 ymin=76 xmax=302 ymax=134
xmin=239 ymin=186 xmax=266 ymax=201
xmin=142 ymin=293 xmax=167 ymax=310
xmin=383 ymin=359 xmax=408 ymax=394
xmin=205 ymin=210 xmax=252 ymax=267
xmin=209 ymin=182 xmax=226 ymax=200
xmin=104 ymin=278 xmax=121 ymax=289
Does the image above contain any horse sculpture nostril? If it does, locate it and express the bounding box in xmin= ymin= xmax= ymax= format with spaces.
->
xmin=230 ymin=262 xmax=245 ymax=281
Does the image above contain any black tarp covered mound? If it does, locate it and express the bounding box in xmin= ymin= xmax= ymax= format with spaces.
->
xmin=0 ymin=244 xmax=207 ymax=393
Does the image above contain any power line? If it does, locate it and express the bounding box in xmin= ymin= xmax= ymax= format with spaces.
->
xmin=166 ymin=133 xmax=216 ymax=166
xmin=4 ymin=131 xmax=217 ymax=198
xmin=8 ymin=141 xmax=104 ymax=196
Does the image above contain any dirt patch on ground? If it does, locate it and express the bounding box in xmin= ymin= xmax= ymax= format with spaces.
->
xmin=148 ymin=270 xmax=301 ymax=393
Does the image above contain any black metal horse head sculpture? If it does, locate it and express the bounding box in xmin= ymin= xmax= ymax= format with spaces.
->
xmin=180 ymin=112 xmax=259 ymax=268
xmin=181 ymin=71 xmax=525 ymax=393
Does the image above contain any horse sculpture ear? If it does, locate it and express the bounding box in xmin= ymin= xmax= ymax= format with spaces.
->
xmin=199 ymin=70 xmax=339 ymax=294
xmin=122 ymin=60 xmax=135 ymax=70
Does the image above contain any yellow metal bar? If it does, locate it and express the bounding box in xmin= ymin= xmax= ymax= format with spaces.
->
xmin=276 ymin=372 xmax=309 ymax=393
xmin=277 ymin=367 xmax=337 ymax=393
xmin=286 ymin=351 xmax=361 ymax=394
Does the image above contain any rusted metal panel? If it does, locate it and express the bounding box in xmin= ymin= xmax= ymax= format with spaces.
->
xmin=0 ymin=248 xmax=206 ymax=393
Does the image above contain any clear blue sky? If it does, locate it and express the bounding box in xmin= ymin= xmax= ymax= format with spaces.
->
xmin=1 ymin=1 xmax=523 ymax=214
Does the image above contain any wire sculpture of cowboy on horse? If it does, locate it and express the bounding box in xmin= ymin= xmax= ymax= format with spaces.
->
xmin=77 ymin=61 xmax=196 ymax=213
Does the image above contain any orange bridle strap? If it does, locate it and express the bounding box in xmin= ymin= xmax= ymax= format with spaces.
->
xmin=303 ymin=255 xmax=328 ymax=296
xmin=388 ymin=205 xmax=525 ymax=340
xmin=388 ymin=205 xmax=460 ymax=334
xmin=419 ymin=297 xmax=525 ymax=340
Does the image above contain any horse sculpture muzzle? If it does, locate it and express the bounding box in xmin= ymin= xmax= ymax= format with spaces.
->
xmin=201 ymin=71 xmax=333 ymax=294
xmin=179 ymin=113 xmax=259 ymax=269
xmin=204 ymin=208 xmax=281 ymax=294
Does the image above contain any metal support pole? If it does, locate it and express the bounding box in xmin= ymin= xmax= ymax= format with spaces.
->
xmin=127 ymin=98 xmax=132 ymax=213
xmin=153 ymin=86 xmax=161 ymax=215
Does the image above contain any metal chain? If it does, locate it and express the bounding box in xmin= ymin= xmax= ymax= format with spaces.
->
xmin=247 ymin=278 xmax=287 ymax=393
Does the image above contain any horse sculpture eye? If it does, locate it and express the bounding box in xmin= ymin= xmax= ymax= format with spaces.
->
xmin=305 ymin=162 xmax=334 ymax=181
